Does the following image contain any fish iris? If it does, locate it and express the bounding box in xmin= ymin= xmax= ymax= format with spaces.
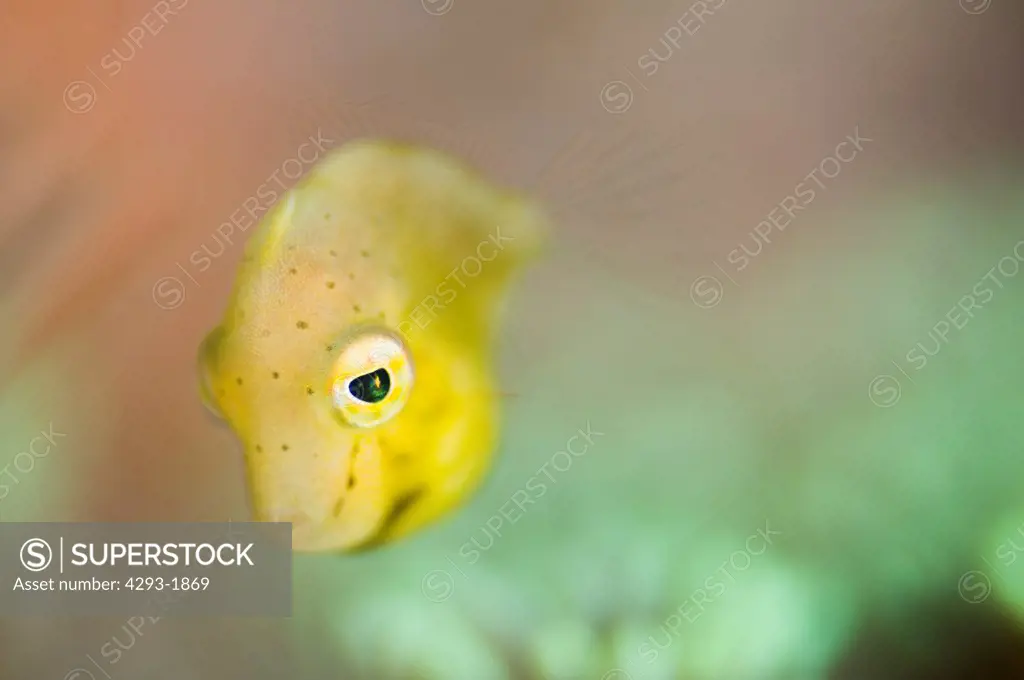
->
xmin=349 ymin=369 xmax=391 ymax=403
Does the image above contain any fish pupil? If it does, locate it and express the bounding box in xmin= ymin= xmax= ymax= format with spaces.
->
xmin=349 ymin=369 xmax=391 ymax=403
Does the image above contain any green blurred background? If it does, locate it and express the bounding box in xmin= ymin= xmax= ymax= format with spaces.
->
xmin=2 ymin=1 xmax=1024 ymax=678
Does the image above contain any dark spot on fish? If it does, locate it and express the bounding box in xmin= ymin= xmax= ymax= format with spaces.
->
xmin=306 ymin=386 xmax=314 ymax=395
xmin=281 ymin=444 xmax=289 ymax=451
xmin=289 ymin=267 xmax=298 ymax=275
xmin=333 ymin=498 xmax=345 ymax=517
xmin=236 ymin=377 xmax=243 ymax=386
xmin=272 ymin=371 xmax=279 ymax=379
xmin=344 ymin=442 xmax=359 ymax=493
xmin=287 ymin=245 xmax=296 ymax=251
xmin=296 ymin=320 xmax=308 ymax=329
xmin=348 ymin=272 xmax=355 ymax=280
xmin=377 ymin=311 xmax=386 ymax=320
xmin=382 ymin=488 xmax=425 ymax=532
xmin=326 ymin=281 xmax=335 ymax=289
xmin=329 ymin=249 xmax=337 ymax=257
xmin=324 ymin=213 xmax=331 ymax=220
xmin=326 ymin=344 xmax=335 ymax=352
xmin=255 ymin=445 xmax=263 ymax=453
xmin=358 ymin=487 xmax=426 ymax=550
xmin=260 ymin=329 xmax=271 ymax=338
xmin=353 ymin=304 xmax=361 ymax=313
xmin=360 ymin=250 xmax=369 ymax=257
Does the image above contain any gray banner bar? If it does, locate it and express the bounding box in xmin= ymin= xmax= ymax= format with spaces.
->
xmin=0 ymin=522 xmax=291 ymax=616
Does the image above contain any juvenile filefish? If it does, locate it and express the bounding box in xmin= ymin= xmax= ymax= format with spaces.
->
xmin=198 ymin=139 xmax=548 ymax=552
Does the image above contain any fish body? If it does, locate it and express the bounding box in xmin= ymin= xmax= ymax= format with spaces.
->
xmin=198 ymin=139 xmax=547 ymax=552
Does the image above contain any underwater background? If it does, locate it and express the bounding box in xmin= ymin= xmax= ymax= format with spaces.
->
xmin=2 ymin=1 xmax=1024 ymax=678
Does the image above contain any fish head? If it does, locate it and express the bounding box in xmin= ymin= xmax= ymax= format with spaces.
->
xmin=199 ymin=140 xmax=547 ymax=551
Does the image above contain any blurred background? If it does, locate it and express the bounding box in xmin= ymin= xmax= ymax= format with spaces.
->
xmin=3 ymin=0 xmax=1024 ymax=678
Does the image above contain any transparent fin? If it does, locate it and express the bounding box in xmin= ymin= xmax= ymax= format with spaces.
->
xmin=197 ymin=326 xmax=225 ymax=419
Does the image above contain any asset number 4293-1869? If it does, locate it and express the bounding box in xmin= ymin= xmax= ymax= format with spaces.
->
xmin=125 ymin=576 xmax=210 ymax=591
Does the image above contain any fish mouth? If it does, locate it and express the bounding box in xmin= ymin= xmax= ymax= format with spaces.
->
xmin=247 ymin=448 xmax=388 ymax=553
xmin=243 ymin=424 xmax=388 ymax=552
xmin=255 ymin=506 xmax=374 ymax=553
xmin=270 ymin=511 xmax=331 ymax=552
xmin=254 ymin=483 xmax=428 ymax=553
xmin=246 ymin=470 xmax=372 ymax=552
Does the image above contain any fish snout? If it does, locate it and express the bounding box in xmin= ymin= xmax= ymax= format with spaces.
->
xmin=255 ymin=507 xmax=321 ymax=550
xmin=247 ymin=442 xmax=386 ymax=552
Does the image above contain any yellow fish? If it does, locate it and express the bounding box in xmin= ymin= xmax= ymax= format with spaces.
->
xmin=198 ymin=139 xmax=548 ymax=552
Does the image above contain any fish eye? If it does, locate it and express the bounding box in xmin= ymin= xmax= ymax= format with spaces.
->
xmin=347 ymin=368 xmax=391 ymax=404
xmin=330 ymin=330 xmax=412 ymax=428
